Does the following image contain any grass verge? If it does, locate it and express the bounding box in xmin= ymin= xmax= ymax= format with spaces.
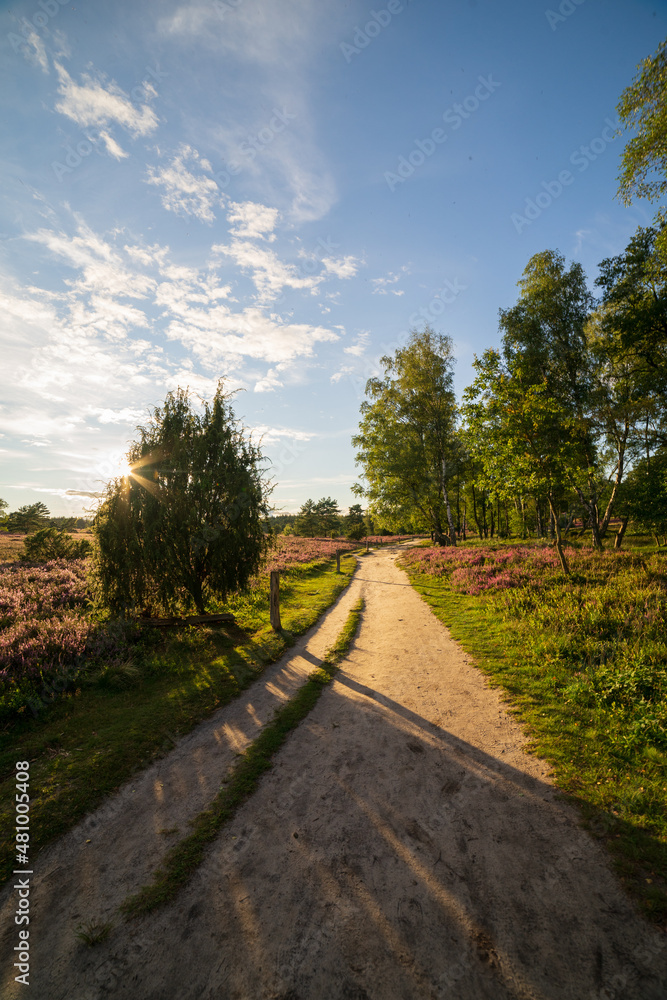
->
xmin=401 ymin=543 xmax=667 ymax=925
xmin=0 ymin=555 xmax=358 ymax=886
xmin=120 ymin=598 xmax=364 ymax=918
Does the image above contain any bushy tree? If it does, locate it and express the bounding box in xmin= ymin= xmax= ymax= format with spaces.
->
xmin=5 ymin=502 xmax=50 ymax=533
xmin=20 ymin=527 xmax=91 ymax=562
xmin=48 ymin=516 xmax=79 ymax=531
xmin=293 ymin=497 xmax=341 ymax=536
xmin=313 ymin=497 xmax=341 ymax=535
xmin=617 ymin=448 xmax=667 ymax=544
xmin=94 ymin=385 xmax=270 ymax=616
xmin=353 ymin=326 xmax=459 ymax=545
xmin=293 ymin=499 xmax=318 ymax=537
xmin=344 ymin=503 xmax=366 ymax=540
xmin=594 ymin=225 xmax=667 ymax=387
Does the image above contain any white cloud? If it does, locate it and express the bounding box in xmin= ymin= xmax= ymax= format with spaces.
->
xmin=4 ymin=211 xmax=360 ymax=496
xmin=165 ymin=306 xmax=338 ymax=366
xmin=253 ymin=369 xmax=284 ymax=393
xmin=371 ymin=269 xmax=409 ymax=295
xmin=250 ymin=424 xmax=315 ymax=445
xmin=212 ymin=239 xmax=321 ymax=303
xmin=22 ymin=30 xmax=49 ymax=73
xmin=91 ymin=407 xmax=147 ymax=425
xmin=343 ymin=331 xmax=370 ymax=357
xmin=145 ymin=146 xmax=222 ymax=223
xmin=330 ymin=365 xmax=355 ymax=384
xmin=99 ymin=130 xmax=129 ymax=160
xmin=322 ymin=255 xmax=362 ymax=279
xmin=227 ymin=201 xmax=279 ymax=241
xmin=54 ymin=62 xmax=158 ymax=138
xmin=27 ymin=222 xmax=156 ymax=300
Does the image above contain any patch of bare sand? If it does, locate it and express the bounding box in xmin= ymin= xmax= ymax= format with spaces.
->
xmin=2 ymin=546 xmax=665 ymax=999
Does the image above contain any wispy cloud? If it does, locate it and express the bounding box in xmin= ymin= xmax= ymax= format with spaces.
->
xmin=371 ymin=267 xmax=409 ymax=295
xmin=54 ymin=62 xmax=158 ymax=138
xmin=145 ymin=146 xmax=222 ymax=223
xmin=22 ymin=29 xmax=49 ymax=73
xmin=343 ymin=331 xmax=370 ymax=357
xmin=158 ymin=0 xmax=337 ymax=222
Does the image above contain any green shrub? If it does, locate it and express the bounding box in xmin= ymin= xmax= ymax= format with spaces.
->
xmin=20 ymin=527 xmax=92 ymax=562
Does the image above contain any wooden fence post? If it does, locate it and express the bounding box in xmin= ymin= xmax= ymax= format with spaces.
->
xmin=336 ymin=550 xmax=341 ymax=573
xmin=270 ymin=570 xmax=281 ymax=630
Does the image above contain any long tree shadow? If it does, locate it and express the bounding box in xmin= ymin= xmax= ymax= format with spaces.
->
xmin=12 ymin=660 xmax=666 ymax=1000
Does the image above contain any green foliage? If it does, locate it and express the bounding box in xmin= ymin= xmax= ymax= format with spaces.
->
xmin=93 ymin=384 xmax=270 ymax=616
xmin=293 ymin=499 xmax=318 ymax=537
xmin=20 ymin=527 xmax=92 ymax=562
xmin=464 ymin=250 xmax=598 ymax=565
xmin=344 ymin=503 xmax=366 ymax=539
xmin=618 ymin=448 xmax=667 ymax=538
xmin=47 ymin=516 xmax=92 ymax=531
xmin=617 ymin=38 xmax=667 ymax=207
xmin=462 ymin=247 xmax=664 ymax=555
xmin=5 ymin=502 xmax=50 ymax=534
xmin=75 ymin=920 xmax=113 ymax=947
xmin=353 ymin=325 xmax=459 ymax=544
xmin=594 ymin=225 xmax=667 ymax=388
xmin=293 ymin=496 xmax=341 ymax=537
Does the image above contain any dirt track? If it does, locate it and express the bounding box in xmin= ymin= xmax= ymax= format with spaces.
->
xmin=1 ymin=545 xmax=666 ymax=999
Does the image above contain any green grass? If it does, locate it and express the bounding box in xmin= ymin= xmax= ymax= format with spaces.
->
xmin=0 ymin=555 xmax=358 ymax=886
xmin=120 ymin=598 xmax=364 ymax=918
xmin=401 ymin=541 xmax=667 ymax=924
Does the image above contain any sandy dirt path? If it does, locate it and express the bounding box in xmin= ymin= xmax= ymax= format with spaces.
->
xmin=2 ymin=545 xmax=666 ymax=999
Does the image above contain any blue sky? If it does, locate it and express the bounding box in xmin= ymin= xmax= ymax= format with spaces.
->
xmin=1 ymin=0 xmax=665 ymax=516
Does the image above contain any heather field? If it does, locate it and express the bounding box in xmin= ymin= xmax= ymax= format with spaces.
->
xmin=0 ymin=534 xmax=362 ymax=723
xmin=264 ymin=535 xmax=358 ymax=571
xmin=401 ymin=540 xmax=667 ymax=921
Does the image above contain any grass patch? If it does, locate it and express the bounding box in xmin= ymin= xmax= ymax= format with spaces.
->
xmin=400 ymin=541 xmax=667 ymax=924
xmin=0 ymin=555 xmax=358 ymax=886
xmin=75 ymin=919 xmax=114 ymax=947
xmin=121 ymin=598 xmax=364 ymax=919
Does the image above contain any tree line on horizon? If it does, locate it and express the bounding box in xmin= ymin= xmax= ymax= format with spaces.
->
xmin=0 ymin=499 xmax=93 ymax=534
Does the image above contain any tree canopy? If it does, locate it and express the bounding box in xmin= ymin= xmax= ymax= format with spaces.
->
xmin=617 ymin=38 xmax=667 ymax=207
xmin=353 ymin=326 xmax=459 ymax=544
xmin=94 ymin=385 xmax=270 ymax=616
xmin=5 ymin=502 xmax=50 ymax=534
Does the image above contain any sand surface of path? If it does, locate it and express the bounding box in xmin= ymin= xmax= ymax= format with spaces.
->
xmin=1 ymin=545 xmax=665 ymax=999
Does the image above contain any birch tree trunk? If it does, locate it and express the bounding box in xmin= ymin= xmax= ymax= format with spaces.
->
xmin=547 ymin=494 xmax=570 ymax=574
